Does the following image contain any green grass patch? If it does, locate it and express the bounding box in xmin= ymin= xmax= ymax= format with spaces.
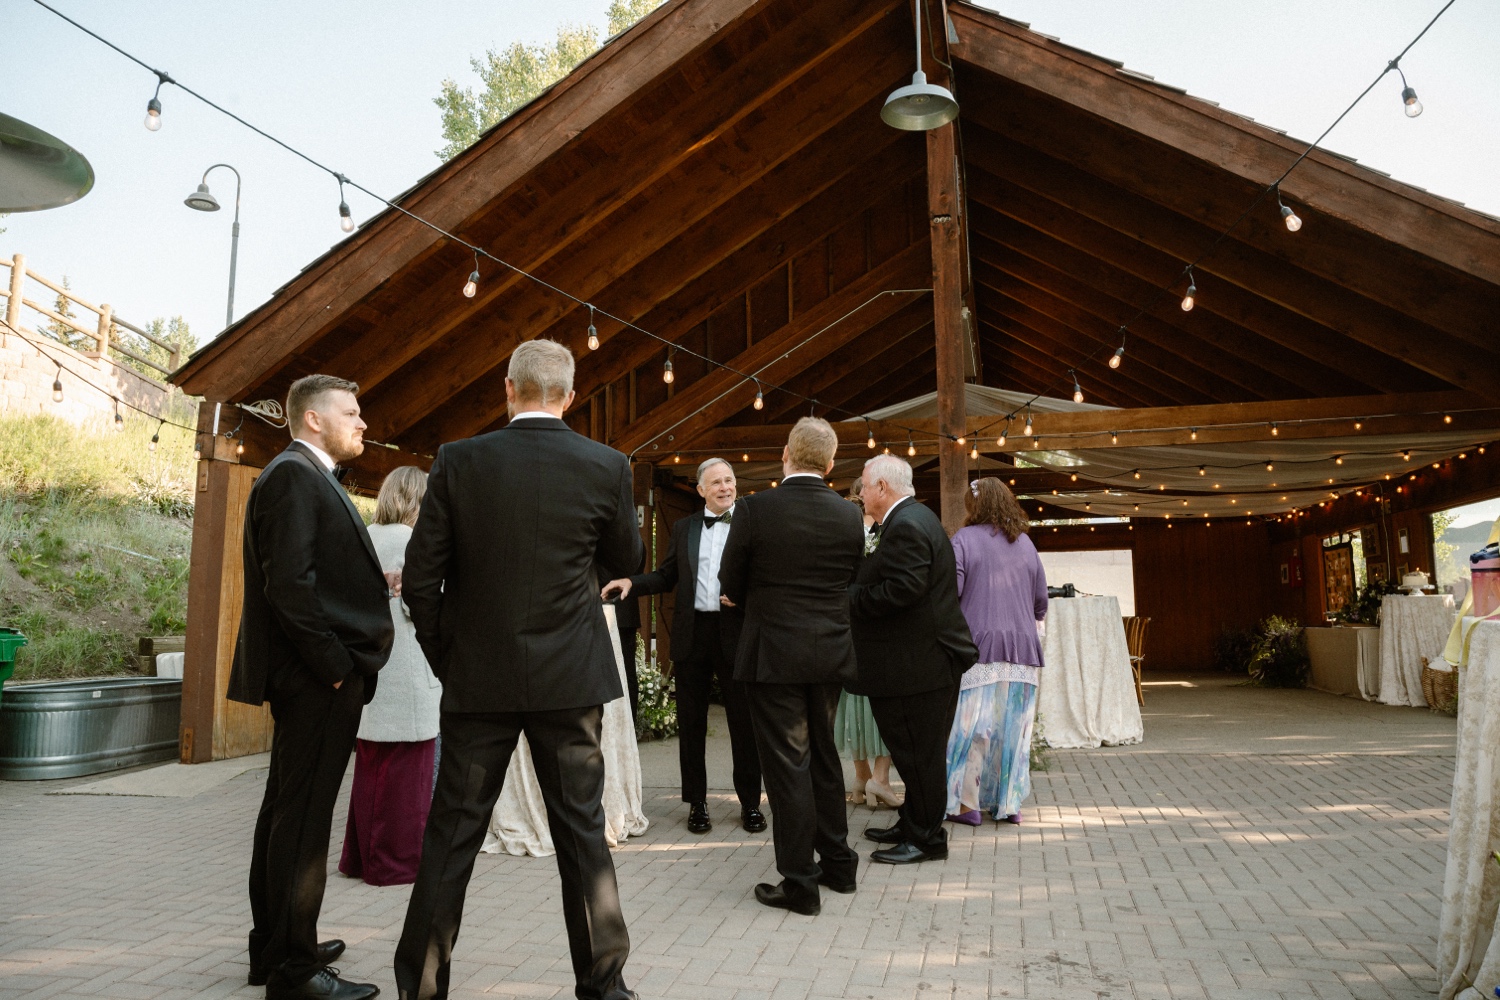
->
xmin=0 ymin=414 xmax=196 ymax=682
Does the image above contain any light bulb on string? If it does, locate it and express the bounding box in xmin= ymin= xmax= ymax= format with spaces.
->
xmin=463 ymin=271 xmax=479 ymax=298
xmin=1444 ymin=413 xmax=1453 ymax=424
xmin=907 ymin=434 xmax=916 ymax=458
xmin=112 ymin=398 xmax=123 ymax=432
xmin=1022 ymin=408 xmax=1033 ymax=437
xmin=586 ymin=305 xmax=599 ymax=351
xmin=1198 ymin=466 xmax=1206 ymax=476
xmin=1109 ymin=342 xmax=1124 ymax=370
xmin=339 ymin=201 xmax=354 ymax=233
xmin=1190 ymin=427 xmax=1198 ymax=441
xmin=1181 ymin=268 xmax=1197 ymax=312
xmin=970 ymin=445 xmax=979 ymax=460
xmin=866 ymin=422 xmax=876 ymax=449
xmin=663 ymin=352 xmax=675 ymax=385
xmin=1132 ymin=469 xmax=1141 ymax=479
xmin=752 ymin=382 xmax=763 ymax=409
xmin=1335 ymin=455 xmax=1344 ymax=465
xmin=150 ymin=420 xmax=164 ymax=453
xmin=1395 ymin=64 xmax=1423 ymax=117
xmin=51 ymin=363 xmax=63 ymax=403
xmin=1266 ymin=461 xmax=1274 ymax=472
xmin=1070 ymin=370 xmax=1084 ymax=404
xmin=1110 ymin=431 xmax=1118 ymax=444
xmin=236 ymin=437 xmax=245 ymax=457
xmin=1270 ymin=422 xmax=1278 ymax=436
xmin=144 ymin=75 xmax=166 ymax=131
xmin=1274 ymin=185 xmax=1302 ymax=232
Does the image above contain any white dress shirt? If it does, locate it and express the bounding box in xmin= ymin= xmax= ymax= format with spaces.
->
xmin=879 ymin=494 xmax=913 ymax=524
xmin=295 ymin=438 xmax=337 ymax=471
xmin=694 ymin=505 xmax=734 ymax=612
xmin=508 ymin=410 xmax=559 ymax=422
xmin=782 ymin=473 xmax=825 ymax=483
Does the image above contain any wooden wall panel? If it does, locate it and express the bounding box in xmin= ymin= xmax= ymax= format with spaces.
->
xmin=708 ymin=300 xmax=748 ymax=360
xmin=792 ymin=239 xmax=830 ymax=313
xmin=749 ymin=267 xmax=790 ymax=343
xmin=829 ymin=216 xmax=869 ymax=291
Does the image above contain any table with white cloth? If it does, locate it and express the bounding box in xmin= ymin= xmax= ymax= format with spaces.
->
xmin=1305 ymin=626 xmax=1381 ymax=700
xmin=481 ymin=604 xmax=650 ymax=858
xmin=1036 ymin=595 xmax=1144 ymax=748
xmin=1379 ymin=594 xmax=1457 ymax=707
xmin=1438 ymin=618 xmax=1500 ymax=1000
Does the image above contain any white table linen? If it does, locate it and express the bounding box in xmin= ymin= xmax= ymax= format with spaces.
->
xmin=1379 ymin=594 xmax=1456 ymax=707
xmin=153 ymin=651 xmax=184 ymax=680
xmin=1036 ymin=596 xmax=1143 ymax=748
xmin=1305 ymin=626 xmax=1381 ymax=700
xmin=482 ymin=605 xmax=650 ymax=857
xmin=1438 ymin=619 xmax=1500 ymax=1000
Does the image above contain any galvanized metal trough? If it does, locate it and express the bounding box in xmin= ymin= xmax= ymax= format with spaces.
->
xmin=0 ymin=676 xmax=181 ymax=780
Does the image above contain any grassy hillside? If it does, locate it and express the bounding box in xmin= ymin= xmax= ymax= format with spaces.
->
xmin=0 ymin=413 xmax=196 ymax=682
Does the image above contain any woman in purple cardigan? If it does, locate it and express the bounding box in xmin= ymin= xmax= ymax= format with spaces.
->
xmin=945 ymin=478 xmax=1048 ymax=825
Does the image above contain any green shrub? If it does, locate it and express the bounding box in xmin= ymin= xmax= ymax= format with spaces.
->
xmin=634 ymin=638 xmax=677 ymax=741
xmin=1247 ymin=615 xmax=1310 ymax=688
xmin=1213 ymin=626 xmax=1259 ymax=674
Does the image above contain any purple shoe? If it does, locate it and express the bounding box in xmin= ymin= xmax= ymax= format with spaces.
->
xmin=947 ymin=810 xmax=983 ymax=826
xmin=1002 ymin=812 xmax=1023 ymax=825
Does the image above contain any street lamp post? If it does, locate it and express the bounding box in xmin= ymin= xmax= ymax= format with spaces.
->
xmin=183 ymin=163 xmax=242 ymax=328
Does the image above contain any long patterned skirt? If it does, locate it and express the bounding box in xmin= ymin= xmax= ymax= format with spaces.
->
xmin=834 ymin=690 xmax=888 ymax=760
xmin=944 ymin=674 xmax=1038 ymax=819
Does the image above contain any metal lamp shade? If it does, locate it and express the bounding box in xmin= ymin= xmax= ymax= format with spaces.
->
xmin=184 ymin=183 xmax=220 ymax=212
xmin=880 ymin=72 xmax=959 ymax=131
xmin=0 ymin=112 xmax=94 ymax=212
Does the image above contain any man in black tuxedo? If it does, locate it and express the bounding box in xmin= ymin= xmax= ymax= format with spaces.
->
xmin=602 ymin=458 xmax=764 ymax=835
xmin=848 ymin=455 xmax=978 ymax=865
xmin=395 ymin=340 xmax=644 ymax=1000
xmin=718 ymin=418 xmax=865 ymax=916
xmin=229 ymin=374 xmax=395 ymax=1000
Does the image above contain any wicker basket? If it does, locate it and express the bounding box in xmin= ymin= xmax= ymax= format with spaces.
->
xmin=1421 ymin=657 xmax=1459 ymax=714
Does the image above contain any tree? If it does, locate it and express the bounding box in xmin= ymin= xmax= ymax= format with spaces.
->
xmin=114 ymin=317 xmax=196 ymax=382
xmin=44 ymin=276 xmax=89 ymax=353
xmin=433 ymin=1 xmax=664 ymax=162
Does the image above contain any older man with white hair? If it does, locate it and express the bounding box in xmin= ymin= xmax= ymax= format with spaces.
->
xmin=602 ymin=457 xmax=765 ymax=836
xmin=848 ymin=455 xmax=977 ymax=865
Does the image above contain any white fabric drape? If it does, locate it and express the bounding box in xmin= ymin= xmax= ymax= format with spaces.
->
xmin=1035 ymin=596 xmax=1143 ymax=749
xmin=1378 ymin=595 xmax=1456 ymax=707
xmin=1438 ymin=620 xmax=1500 ymax=1000
xmin=481 ymin=605 xmax=650 ymax=857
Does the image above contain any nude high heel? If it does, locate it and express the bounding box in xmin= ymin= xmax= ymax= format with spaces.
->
xmin=865 ymin=778 xmax=904 ymax=809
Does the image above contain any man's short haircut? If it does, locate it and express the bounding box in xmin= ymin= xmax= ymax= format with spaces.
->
xmin=786 ymin=416 xmax=839 ymax=473
xmin=864 ymin=453 xmax=915 ymax=496
xmin=286 ymin=374 xmax=359 ymax=435
xmin=697 ymin=457 xmax=733 ymax=482
xmin=508 ymin=339 xmax=575 ymax=406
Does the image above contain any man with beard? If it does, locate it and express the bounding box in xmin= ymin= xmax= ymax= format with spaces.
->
xmin=230 ymin=374 xmax=396 ymax=999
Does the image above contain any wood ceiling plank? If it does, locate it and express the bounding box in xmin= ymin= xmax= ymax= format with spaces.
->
xmin=614 ymin=242 xmax=931 ymax=455
xmin=969 ymin=212 xmax=1360 ymax=398
xmin=976 ymin=308 xmax=1181 ymax=408
xmin=960 ymin=123 xmax=1497 ymax=398
xmin=948 ymin=6 xmax=1500 ymax=285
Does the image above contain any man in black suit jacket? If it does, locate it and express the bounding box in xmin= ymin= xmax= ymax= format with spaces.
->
xmin=229 ymin=375 xmax=395 ymax=1000
xmin=602 ymin=458 xmax=764 ymax=835
xmin=395 ymin=340 xmax=644 ymax=1000
xmin=718 ymin=418 xmax=866 ymax=916
xmin=848 ymin=455 xmax=978 ymax=865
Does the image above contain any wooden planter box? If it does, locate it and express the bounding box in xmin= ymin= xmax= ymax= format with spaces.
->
xmin=0 ymin=676 xmax=182 ymax=780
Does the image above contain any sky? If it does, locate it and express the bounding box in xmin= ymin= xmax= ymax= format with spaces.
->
xmin=2 ymin=0 xmax=1496 ymax=350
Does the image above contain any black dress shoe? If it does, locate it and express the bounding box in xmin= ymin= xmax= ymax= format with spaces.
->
xmin=817 ymin=872 xmax=857 ymax=894
xmin=266 ymin=967 xmax=378 ymax=1000
xmin=863 ymin=823 xmax=903 ymax=845
xmin=871 ymin=841 xmax=948 ymax=865
xmin=741 ymin=807 xmax=767 ymax=833
xmin=687 ymin=801 xmax=712 ymax=834
xmin=249 ymin=940 xmax=347 ymax=987
xmin=753 ymin=882 xmax=820 ymax=916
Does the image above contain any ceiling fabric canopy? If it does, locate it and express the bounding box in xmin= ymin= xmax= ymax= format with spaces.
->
xmin=855 ymin=385 xmax=1486 ymax=518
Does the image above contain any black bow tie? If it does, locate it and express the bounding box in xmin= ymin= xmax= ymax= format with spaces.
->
xmin=333 ymin=465 xmax=350 ymax=483
xmin=704 ymin=511 xmax=732 ymax=526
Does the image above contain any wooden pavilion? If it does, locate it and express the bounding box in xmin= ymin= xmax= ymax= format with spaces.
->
xmin=171 ymin=0 xmax=1500 ymax=760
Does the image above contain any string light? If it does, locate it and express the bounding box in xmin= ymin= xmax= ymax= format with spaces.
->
xmin=1190 ymin=427 xmax=1198 ymax=441
xmin=970 ymin=445 xmax=979 ymax=460
xmin=1265 ymin=461 xmax=1274 ymax=471
xmin=1132 ymin=470 xmax=1141 ymax=479
xmin=336 ymin=175 xmax=354 ymax=233
xmin=866 ymin=421 xmax=876 ymax=449
xmin=742 ymin=453 xmax=749 ymax=462
xmin=907 ymin=434 xmax=916 ymax=457
xmin=1022 ymin=408 xmax=1033 ymax=437
xmin=1270 ymin=422 xmax=1279 ymax=436
xmin=1198 ymin=466 xmax=1206 ymax=476
xmin=112 ymin=398 xmax=123 ymax=432
xmin=586 ymin=305 xmax=599 ymax=351
xmin=1394 ymin=62 xmax=1423 ymax=117
xmin=1275 ymin=185 xmax=1302 ymax=232
xmin=1070 ymin=370 xmax=1084 ymax=404
xmin=235 ymin=435 xmax=245 ymax=456
xmin=1402 ymin=450 xmax=1411 ymax=461
xmin=1444 ymin=413 xmax=1453 ymax=424
xmin=143 ymin=72 xmax=168 ymax=131
xmin=1110 ymin=431 xmax=1118 ymax=444
xmin=149 ymin=419 xmax=164 ymax=452
xmin=751 ymin=381 xmax=763 ymax=409
xmin=1180 ymin=267 xmax=1197 ymax=312
xmin=663 ymin=350 xmax=675 ymax=385
xmin=1109 ymin=343 xmax=1125 ymax=370
xmin=51 ymin=361 xmax=63 ymax=402
xmin=463 ymin=251 xmax=480 ymax=298
xmin=673 ymin=453 xmax=681 ymax=464
xmin=1355 ymin=420 xmax=1363 ymax=430
xmin=997 ymin=423 xmax=1009 ymax=448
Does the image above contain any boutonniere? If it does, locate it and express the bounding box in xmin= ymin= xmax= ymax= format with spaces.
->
xmin=863 ymin=528 xmax=879 ymax=556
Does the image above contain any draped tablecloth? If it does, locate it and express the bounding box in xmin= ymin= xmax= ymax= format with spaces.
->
xmin=1379 ymin=594 xmax=1457 ymax=707
xmin=482 ymin=605 xmax=650 ymax=858
xmin=1439 ymin=619 xmax=1500 ymax=1000
xmin=1036 ymin=595 xmax=1143 ymax=748
xmin=1305 ymin=626 xmax=1381 ymax=700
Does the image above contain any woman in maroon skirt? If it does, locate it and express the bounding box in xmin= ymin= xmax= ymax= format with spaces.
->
xmin=339 ymin=466 xmax=442 ymax=886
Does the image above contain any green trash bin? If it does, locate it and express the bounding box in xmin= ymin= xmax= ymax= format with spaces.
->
xmin=0 ymin=628 xmax=28 ymax=710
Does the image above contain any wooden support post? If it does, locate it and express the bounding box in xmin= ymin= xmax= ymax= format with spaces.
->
xmin=180 ymin=405 xmax=272 ymax=762
xmin=5 ymin=254 xmax=24 ymax=339
xmin=928 ymin=121 xmax=967 ymax=535
xmin=94 ymin=303 xmax=112 ymax=359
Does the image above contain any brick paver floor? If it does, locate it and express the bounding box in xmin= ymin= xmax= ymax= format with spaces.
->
xmin=0 ymin=676 xmax=1456 ymax=1000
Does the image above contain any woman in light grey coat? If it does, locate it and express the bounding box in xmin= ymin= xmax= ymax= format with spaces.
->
xmin=339 ymin=466 xmax=441 ymax=886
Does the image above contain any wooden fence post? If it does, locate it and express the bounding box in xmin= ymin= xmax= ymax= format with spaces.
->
xmin=5 ymin=254 xmax=23 ymax=334
xmin=93 ymin=303 xmax=111 ymax=359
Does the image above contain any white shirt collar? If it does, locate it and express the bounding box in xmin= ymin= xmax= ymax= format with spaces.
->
xmin=509 ymin=411 xmax=559 ymax=422
xmin=782 ymin=472 xmax=825 ymax=483
xmin=295 ymin=438 xmax=337 ymax=471
xmin=880 ymin=494 xmax=913 ymax=523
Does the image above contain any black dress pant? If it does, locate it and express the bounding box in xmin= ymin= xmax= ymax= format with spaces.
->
xmin=616 ymin=625 xmax=639 ymax=722
xmin=744 ymin=681 xmax=857 ymax=906
xmin=868 ymin=680 xmax=960 ymax=851
xmin=248 ymin=672 xmax=365 ymax=986
xmin=676 ymin=612 xmax=760 ymax=810
xmin=394 ymin=707 xmax=631 ymax=1000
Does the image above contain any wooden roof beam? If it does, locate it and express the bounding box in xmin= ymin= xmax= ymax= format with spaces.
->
xmin=974 ymin=311 xmax=1177 ymax=408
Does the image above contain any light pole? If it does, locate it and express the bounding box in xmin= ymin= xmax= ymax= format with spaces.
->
xmin=184 ymin=163 xmax=242 ymax=328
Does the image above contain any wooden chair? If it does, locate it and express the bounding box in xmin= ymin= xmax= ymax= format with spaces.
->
xmin=1122 ymin=617 xmax=1150 ymax=707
